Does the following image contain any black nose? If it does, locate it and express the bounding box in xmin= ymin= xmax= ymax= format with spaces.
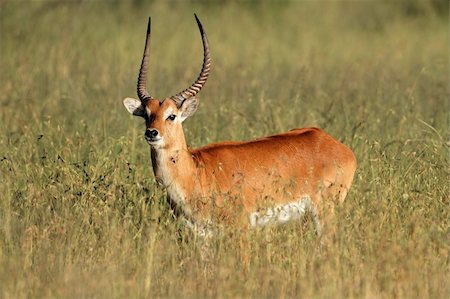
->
xmin=145 ymin=129 xmax=159 ymax=138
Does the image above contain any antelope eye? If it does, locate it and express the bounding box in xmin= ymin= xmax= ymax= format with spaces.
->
xmin=167 ymin=114 xmax=176 ymax=121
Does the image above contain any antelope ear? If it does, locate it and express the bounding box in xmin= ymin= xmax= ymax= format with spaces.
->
xmin=179 ymin=96 xmax=199 ymax=122
xmin=123 ymin=97 xmax=146 ymax=117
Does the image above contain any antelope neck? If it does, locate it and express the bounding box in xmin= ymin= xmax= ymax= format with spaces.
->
xmin=150 ymin=143 xmax=194 ymax=187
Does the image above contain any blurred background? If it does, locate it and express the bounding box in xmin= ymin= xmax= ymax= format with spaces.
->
xmin=0 ymin=1 xmax=448 ymax=298
xmin=1 ymin=0 xmax=447 ymax=143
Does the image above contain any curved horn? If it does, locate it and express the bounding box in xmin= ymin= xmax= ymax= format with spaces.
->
xmin=171 ymin=14 xmax=211 ymax=107
xmin=137 ymin=17 xmax=153 ymax=102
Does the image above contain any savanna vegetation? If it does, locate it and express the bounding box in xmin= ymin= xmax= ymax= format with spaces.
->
xmin=0 ymin=1 xmax=448 ymax=298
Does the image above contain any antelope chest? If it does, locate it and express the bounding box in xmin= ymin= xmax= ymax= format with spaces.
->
xmin=152 ymin=150 xmax=188 ymax=208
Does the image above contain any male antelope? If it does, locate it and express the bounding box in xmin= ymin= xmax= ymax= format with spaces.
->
xmin=123 ymin=15 xmax=356 ymax=235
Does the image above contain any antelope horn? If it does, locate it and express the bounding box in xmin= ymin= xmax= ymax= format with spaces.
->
xmin=137 ymin=17 xmax=153 ymax=102
xmin=171 ymin=14 xmax=211 ymax=107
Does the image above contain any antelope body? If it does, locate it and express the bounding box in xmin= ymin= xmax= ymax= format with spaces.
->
xmin=123 ymin=15 xmax=356 ymax=234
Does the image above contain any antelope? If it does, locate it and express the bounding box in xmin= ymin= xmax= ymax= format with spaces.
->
xmin=123 ymin=15 xmax=357 ymax=237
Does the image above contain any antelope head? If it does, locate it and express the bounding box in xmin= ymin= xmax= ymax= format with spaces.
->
xmin=123 ymin=14 xmax=211 ymax=150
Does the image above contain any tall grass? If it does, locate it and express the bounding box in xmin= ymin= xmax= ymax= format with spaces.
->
xmin=0 ymin=1 xmax=448 ymax=298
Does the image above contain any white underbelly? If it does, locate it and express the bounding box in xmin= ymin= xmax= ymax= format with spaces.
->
xmin=249 ymin=196 xmax=313 ymax=228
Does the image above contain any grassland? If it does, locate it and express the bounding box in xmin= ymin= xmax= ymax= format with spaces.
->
xmin=0 ymin=1 xmax=449 ymax=298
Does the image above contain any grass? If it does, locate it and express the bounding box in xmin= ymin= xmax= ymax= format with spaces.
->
xmin=0 ymin=1 xmax=449 ymax=298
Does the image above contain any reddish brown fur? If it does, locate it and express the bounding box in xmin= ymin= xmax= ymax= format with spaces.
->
xmin=143 ymin=98 xmax=357 ymax=228
xmin=123 ymin=16 xmax=356 ymax=233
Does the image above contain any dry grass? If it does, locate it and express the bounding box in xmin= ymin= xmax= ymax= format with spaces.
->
xmin=0 ymin=1 xmax=448 ymax=298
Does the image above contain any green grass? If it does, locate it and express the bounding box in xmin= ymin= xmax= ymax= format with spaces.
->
xmin=1 ymin=1 xmax=449 ymax=298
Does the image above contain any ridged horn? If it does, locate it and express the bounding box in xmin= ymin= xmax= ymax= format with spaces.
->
xmin=137 ymin=17 xmax=153 ymax=102
xmin=170 ymin=14 xmax=211 ymax=107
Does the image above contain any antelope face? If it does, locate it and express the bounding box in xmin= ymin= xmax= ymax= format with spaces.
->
xmin=122 ymin=14 xmax=210 ymax=149
xmin=123 ymin=97 xmax=199 ymax=148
